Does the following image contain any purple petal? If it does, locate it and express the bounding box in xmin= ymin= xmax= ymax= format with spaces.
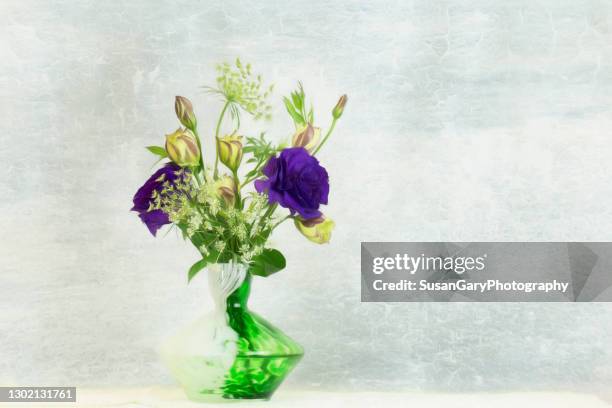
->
xmin=131 ymin=163 xmax=185 ymax=236
xmin=138 ymin=209 xmax=170 ymax=236
xmin=253 ymin=147 xmax=330 ymax=218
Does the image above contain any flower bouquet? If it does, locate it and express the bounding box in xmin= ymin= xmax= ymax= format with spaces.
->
xmin=131 ymin=59 xmax=346 ymax=401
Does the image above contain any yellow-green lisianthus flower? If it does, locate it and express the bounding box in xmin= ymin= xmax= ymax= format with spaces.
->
xmin=165 ymin=127 xmax=200 ymax=167
xmin=218 ymin=135 xmax=243 ymax=172
xmin=291 ymin=123 xmax=320 ymax=153
xmin=294 ymin=215 xmax=335 ymax=244
xmin=215 ymin=175 xmax=236 ymax=206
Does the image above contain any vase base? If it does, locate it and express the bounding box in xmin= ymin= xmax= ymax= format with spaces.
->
xmin=179 ymin=354 xmax=302 ymax=402
xmin=184 ymin=392 xmax=270 ymax=403
xmin=221 ymin=354 xmax=303 ymax=400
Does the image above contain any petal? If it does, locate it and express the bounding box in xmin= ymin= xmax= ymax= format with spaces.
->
xmin=254 ymin=178 xmax=269 ymax=194
xmin=131 ymin=163 xmax=185 ymax=235
xmin=268 ymin=189 xmax=285 ymax=207
xmin=131 ymin=163 xmax=183 ymax=212
xmin=281 ymin=190 xmax=320 ymax=219
xmin=138 ymin=209 xmax=170 ymax=236
xmin=318 ymin=167 xmax=330 ymax=204
xmin=262 ymin=156 xmax=279 ymax=178
xmin=299 ymin=207 xmax=322 ymax=220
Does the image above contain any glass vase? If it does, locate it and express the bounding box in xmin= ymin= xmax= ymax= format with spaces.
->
xmin=160 ymin=262 xmax=304 ymax=402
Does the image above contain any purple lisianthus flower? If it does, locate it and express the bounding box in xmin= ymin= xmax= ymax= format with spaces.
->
xmin=255 ymin=147 xmax=329 ymax=219
xmin=131 ymin=163 xmax=185 ymax=236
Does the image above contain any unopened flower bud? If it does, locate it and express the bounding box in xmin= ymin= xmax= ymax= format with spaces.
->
xmin=175 ymin=96 xmax=197 ymax=130
xmin=291 ymin=123 xmax=320 ymax=153
xmin=295 ymin=215 xmax=335 ymax=244
xmin=215 ymin=176 xmax=236 ymax=206
xmin=218 ymin=135 xmax=243 ymax=172
xmin=165 ymin=127 xmax=200 ymax=167
xmin=332 ymin=94 xmax=348 ymax=119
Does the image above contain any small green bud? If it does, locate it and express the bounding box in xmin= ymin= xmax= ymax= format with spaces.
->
xmin=175 ymin=96 xmax=197 ymax=130
xmin=332 ymin=94 xmax=348 ymax=119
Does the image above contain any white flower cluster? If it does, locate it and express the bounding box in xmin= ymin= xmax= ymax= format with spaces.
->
xmin=149 ymin=169 xmax=277 ymax=263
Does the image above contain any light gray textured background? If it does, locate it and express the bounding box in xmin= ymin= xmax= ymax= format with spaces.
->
xmin=1 ymin=0 xmax=612 ymax=392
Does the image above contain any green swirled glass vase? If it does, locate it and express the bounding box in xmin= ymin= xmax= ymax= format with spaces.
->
xmin=160 ymin=263 xmax=303 ymax=402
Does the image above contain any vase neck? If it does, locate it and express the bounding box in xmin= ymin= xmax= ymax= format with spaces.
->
xmin=226 ymin=273 xmax=251 ymax=310
xmin=207 ymin=262 xmax=249 ymax=311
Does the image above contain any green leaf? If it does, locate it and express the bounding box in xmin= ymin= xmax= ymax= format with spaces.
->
xmin=283 ymin=97 xmax=305 ymax=126
xmin=249 ymin=249 xmax=286 ymax=277
xmin=146 ymin=145 xmax=168 ymax=158
xmin=245 ymin=169 xmax=259 ymax=178
xmin=243 ymin=133 xmax=279 ymax=164
xmin=291 ymin=91 xmax=303 ymax=111
xmin=188 ymin=258 xmax=208 ymax=282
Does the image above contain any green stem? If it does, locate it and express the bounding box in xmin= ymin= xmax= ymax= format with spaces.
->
xmin=240 ymin=175 xmax=258 ymax=189
xmin=232 ymin=169 xmax=242 ymax=209
xmin=312 ymin=117 xmax=337 ymax=156
xmin=251 ymin=203 xmax=277 ymax=236
xmin=271 ymin=215 xmax=291 ymax=231
xmin=192 ymin=128 xmax=205 ymax=175
xmin=214 ymin=101 xmax=231 ymax=178
xmin=262 ymin=203 xmax=277 ymax=220
xmin=191 ymin=169 xmax=202 ymax=188
xmin=239 ymin=158 xmax=268 ymax=188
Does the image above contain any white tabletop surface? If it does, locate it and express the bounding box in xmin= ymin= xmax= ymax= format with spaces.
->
xmin=1 ymin=388 xmax=611 ymax=408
